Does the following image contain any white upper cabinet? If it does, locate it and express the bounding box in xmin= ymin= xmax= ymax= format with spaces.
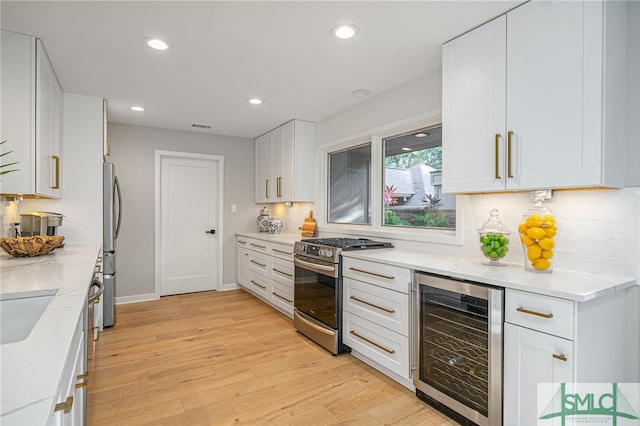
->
xmin=254 ymin=119 xmax=315 ymax=203
xmin=1 ymin=31 xmax=62 ymax=198
xmin=443 ymin=0 xmax=629 ymax=193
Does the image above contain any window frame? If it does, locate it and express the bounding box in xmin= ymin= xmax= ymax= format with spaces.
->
xmin=318 ymin=111 xmax=463 ymax=246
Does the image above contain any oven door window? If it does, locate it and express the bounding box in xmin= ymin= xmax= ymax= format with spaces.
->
xmin=295 ymin=267 xmax=337 ymax=329
xmin=419 ymin=285 xmax=489 ymax=417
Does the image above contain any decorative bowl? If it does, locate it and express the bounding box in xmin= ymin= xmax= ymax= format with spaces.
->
xmin=0 ymin=236 xmax=65 ymax=257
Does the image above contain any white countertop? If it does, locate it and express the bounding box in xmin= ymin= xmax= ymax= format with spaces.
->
xmin=0 ymin=245 xmax=100 ymax=425
xmin=342 ymin=249 xmax=637 ymax=302
xmin=236 ymin=232 xmax=300 ymax=245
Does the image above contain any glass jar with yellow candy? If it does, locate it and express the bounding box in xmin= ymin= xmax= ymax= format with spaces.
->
xmin=518 ymin=194 xmax=557 ymax=273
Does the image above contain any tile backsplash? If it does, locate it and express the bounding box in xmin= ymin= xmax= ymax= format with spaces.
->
xmin=0 ymin=198 xmax=19 ymax=238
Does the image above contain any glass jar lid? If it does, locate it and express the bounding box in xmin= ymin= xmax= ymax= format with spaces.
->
xmin=478 ymin=208 xmax=511 ymax=234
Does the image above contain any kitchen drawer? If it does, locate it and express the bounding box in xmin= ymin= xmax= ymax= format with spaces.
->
xmin=248 ymin=269 xmax=270 ymax=298
xmin=344 ymin=277 xmax=409 ymax=336
xmin=248 ymin=251 xmax=270 ymax=275
xmin=271 ymin=257 xmax=294 ymax=286
xmin=343 ymin=257 xmax=411 ymax=293
xmin=237 ymin=236 xmax=270 ymax=254
xmin=271 ymin=280 xmax=294 ymax=317
xmin=270 ymin=241 xmax=294 ymax=261
xmin=505 ymin=289 xmax=575 ymax=340
xmin=343 ymin=311 xmax=410 ymax=379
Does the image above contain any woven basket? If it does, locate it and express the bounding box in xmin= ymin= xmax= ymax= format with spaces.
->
xmin=0 ymin=236 xmax=65 ymax=257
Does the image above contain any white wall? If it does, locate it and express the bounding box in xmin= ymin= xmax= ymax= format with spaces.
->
xmin=106 ymin=123 xmax=254 ymax=300
xmin=18 ymin=93 xmax=104 ymax=246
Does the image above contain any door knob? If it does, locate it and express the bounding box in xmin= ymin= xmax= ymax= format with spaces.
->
xmin=205 ymin=229 xmax=216 ymax=234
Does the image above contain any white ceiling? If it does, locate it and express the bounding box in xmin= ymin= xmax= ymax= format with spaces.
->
xmin=1 ymin=1 xmax=521 ymax=139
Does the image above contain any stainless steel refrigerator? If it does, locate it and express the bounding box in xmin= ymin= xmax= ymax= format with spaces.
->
xmin=103 ymin=162 xmax=121 ymax=327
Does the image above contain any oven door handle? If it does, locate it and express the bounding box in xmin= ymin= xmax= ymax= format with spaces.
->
xmin=294 ymin=257 xmax=337 ymax=276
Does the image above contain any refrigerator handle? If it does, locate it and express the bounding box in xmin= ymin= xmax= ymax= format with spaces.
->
xmin=114 ymin=175 xmax=122 ymax=239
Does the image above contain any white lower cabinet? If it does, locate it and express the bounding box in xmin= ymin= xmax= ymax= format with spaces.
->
xmin=236 ymin=236 xmax=294 ymax=318
xmin=342 ymin=257 xmax=412 ymax=387
xmin=503 ymin=288 xmax=632 ymax=426
xmin=50 ymin=309 xmax=86 ymax=426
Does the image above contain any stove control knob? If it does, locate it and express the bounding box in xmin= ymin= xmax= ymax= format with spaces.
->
xmin=325 ymin=250 xmax=334 ymax=258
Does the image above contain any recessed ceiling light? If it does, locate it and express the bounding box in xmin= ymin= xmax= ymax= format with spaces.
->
xmin=414 ymin=132 xmax=429 ymax=138
xmin=331 ymin=24 xmax=359 ymax=39
xmin=351 ymin=89 xmax=372 ymax=98
xmin=143 ymin=37 xmax=172 ymax=51
xmin=130 ymin=106 xmax=146 ymax=112
xmin=248 ymin=98 xmax=263 ymax=105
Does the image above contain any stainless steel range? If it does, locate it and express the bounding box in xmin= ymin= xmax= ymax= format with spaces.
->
xmin=293 ymin=238 xmax=393 ymax=355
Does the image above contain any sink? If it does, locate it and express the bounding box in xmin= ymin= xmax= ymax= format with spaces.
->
xmin=0 ymin=289 xmax=58 ymax=345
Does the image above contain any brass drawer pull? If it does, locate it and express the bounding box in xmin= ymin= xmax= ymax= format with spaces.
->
xmin=250 ymin=260 xmax=266 ymax=267
xmin=553 ymin=353 xmax=568 ymax=362
xmin=516 ymin=307 xmax=553 ymax=319
xmin=273 ymin=268 xmax=293 ymax=277
xmin=272 ymin=248 xmax=292 ymax=255
xmin=54 ymin=396 xmax=73 ymax=413
xmin=272 ymin=292 xmax=293 ymax=303
xmin=350 ymin=330 xmax=395 ymax=354
xmin=349 ymin=267 xmax=394 ymax=280
xmin=238 ymin=240 xmax=247 ymax=244
xmin=250 ymin=280 xmax=266 ymax=289
xmin=250 ymin=243 xmax=266 ymax=249
xmin=350 ymin=296 xmax=395 ymax=314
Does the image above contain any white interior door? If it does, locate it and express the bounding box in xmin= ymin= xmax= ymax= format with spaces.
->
xmin=157 ymin=152 xmax=222 ymax=296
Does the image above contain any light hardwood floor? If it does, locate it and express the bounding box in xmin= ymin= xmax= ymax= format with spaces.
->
xmin=87 ymin=290 xmax=455 ymax=425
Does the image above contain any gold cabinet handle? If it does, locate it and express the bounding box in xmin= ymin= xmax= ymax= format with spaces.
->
xmin=250 ymin=280 xmax=266 ymax=289
xmin=52 ymin=155 xmax=60 ymax=189
xmin=250 ymin=243 xmax=266 ymax=249
xmin=350 ymin=330 xmax=395 ymax=354
xmin=75 ymin=373 xmax=88 ymax=389
xmin=494 ymin=133 xmax=501 ymax=179
xmin=272 ymin=291 xmax=293 ymax=303
xmin=250 ymin=260 xmax=266 ymax=267
xmin=265 ymin=179 xmax=270 ymax=198
xmin=276 ymin=176 xmax=282 ymax=197
xmin=272 ymin=268 xmax=293 ymax=277
xmin=272 ymin=248 xmax=292 ymax=255
xmin=350 ymin=296 xmax=395 ymax=314
xmin=238 ymin=240 xmax=247 ymax=244
xmin=349 ymin=267 xmax=394 ymax=280
xmin=54 ymin=396 xmax=73 ymax=414
xmin=516 ymin=306 xmax=553 ymax=319
xmin=553 ymin=354 xmax=568 ymax=362
xmin=507 ymin=131 xmax=514 ymax=178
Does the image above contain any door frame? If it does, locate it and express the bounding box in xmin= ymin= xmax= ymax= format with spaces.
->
xmin=154 ymin=150 xmax=224 ymax=298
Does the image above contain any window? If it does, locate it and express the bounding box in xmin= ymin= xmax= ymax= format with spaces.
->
xmin=328 ymin=143 xmax=371 ymax=224
xmin=324 ymin=119 xmax=459 ymax=242
xmin=383 ymin=125 xmax=455 ymax=230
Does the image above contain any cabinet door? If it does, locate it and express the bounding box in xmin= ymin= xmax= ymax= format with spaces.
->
xmin=36 ymin=39 xmax=62 ymax=198
xmin=270 ymin=124 xmax=287 ymax=200
xmin=237 ymin=246 xmax=249 ymax=286
xmin=254 ymin=133 xmax=271 ymax=203
xmin=506 ymin=0 xmax=603 ymax=190
xmin=504 ymin=323 xmax=574 ymax=426
xmin=442 ymin=15 xmax=506 ymax=194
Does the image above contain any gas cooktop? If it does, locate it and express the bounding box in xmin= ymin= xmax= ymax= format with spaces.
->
xmin=301 ymin=238 xmax=393 ymax=251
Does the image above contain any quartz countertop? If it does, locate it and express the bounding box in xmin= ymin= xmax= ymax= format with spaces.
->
xmin=0 ymin=245 xmax=100 ymax=425
xmin=236 ymin=232 xmax=301 ymax=245
xmin=342 ymin=249 xmax=637 ymax=302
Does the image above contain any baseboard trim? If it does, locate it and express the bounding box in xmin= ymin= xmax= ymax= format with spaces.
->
xmin=220 ymin=282 xmax=240 ymax=291
xmin=115 ymin=293 xmax=157 ymax=305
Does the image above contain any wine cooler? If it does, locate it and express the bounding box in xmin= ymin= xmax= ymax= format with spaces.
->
xmin=413 ymin=272 xmax=503 ymax=426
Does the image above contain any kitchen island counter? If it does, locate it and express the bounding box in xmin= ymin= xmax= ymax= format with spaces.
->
xmin=342 ymin=249 xmax=636 ymax=302
xmin=0 ymin=245 xmax=100 ymax=425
